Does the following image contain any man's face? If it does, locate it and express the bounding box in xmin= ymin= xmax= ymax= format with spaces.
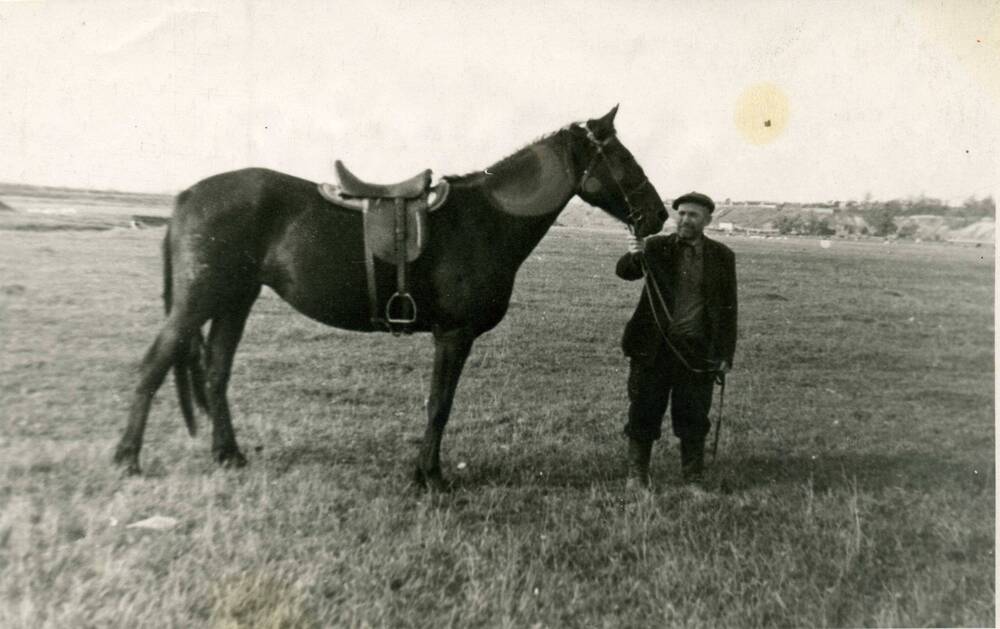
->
xmin=675 ymin=202 xmax=712 ymax=240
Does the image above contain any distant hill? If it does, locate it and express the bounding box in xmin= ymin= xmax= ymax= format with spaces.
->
xmin=0 ymin=182 xmax=174 ymax=218
xmin=0 ymin=182 xmax=174 ymax=206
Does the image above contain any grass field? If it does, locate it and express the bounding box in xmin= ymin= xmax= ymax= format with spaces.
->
xmin=0 ymin=218 xmax=994 ymax=627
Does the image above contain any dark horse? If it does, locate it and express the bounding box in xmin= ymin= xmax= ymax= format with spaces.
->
xmin=113 ymin=106 xmax=667 ymax=489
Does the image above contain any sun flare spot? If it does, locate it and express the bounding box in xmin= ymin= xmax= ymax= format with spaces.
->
xmin=735 ymin=83 xmax=790 ymax=145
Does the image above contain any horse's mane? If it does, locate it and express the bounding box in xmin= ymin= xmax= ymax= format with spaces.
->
xmin=444 ymin=125 xmax=578 ymax=185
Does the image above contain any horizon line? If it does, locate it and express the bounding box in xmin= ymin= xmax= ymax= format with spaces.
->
xmin=0 ymin=179 xmax=989 ymax=207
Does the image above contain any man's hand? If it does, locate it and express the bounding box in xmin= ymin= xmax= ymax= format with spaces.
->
xmin=716 ymin=360 xmax=730 ymax=375
xmin=627 ymin=234 xmax=645 ymax=254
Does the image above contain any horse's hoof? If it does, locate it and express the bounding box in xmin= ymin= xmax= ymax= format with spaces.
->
xmin=215 ymin=448 xmax=248 ymax=469
xmin=119 ymin=463 xmax=142 ymax=477
xmin=112 ymin=448 xmax=142 ymax=476
xmin=413 ymin=467 xmax=452 ymax=492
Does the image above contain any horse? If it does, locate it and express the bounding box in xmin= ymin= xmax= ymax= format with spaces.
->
xmin=112 ymin=105 xmax=667 ymax=489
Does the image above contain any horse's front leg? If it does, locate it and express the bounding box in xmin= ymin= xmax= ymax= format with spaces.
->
xmin=415 ymin=327 xmax=474 ymax=491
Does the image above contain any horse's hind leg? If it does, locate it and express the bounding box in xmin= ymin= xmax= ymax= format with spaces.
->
xmin=113 ymin=309 xmax=208 ymax=474
xmin=204 ymin=292 xmax=259 ymax=467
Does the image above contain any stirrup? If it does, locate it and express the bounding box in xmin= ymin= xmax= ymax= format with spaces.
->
xmin=385 ymin=292 xmax=417 ymax=333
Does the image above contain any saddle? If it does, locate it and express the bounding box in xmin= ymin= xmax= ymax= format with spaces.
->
xmin=318 ymin=160 xmax=450 ymax=334
xmin=334 ymin=160 xmax=431 ymax=199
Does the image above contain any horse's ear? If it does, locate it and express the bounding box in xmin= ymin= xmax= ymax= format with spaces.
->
xmin=591 ymin=104 xmax=619 ymax=135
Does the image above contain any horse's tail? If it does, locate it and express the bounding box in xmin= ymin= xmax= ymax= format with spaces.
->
xmin=175 ymin=331 xmax=210 ymax=437
xmin=164 ymin=196 xmax=210 ymax=437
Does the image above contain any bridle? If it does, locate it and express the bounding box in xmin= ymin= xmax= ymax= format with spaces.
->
xmin=574 ymin=123 xmax=653 ymax=228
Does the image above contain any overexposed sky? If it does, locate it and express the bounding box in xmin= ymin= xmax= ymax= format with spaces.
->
xmin=0 ymin=0 xmax=997 ymax=203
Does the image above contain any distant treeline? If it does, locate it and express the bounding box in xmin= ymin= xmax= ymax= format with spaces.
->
xmin=851 ymin=194 xmax=994 ymax=218
xmin=772 ymin=194 xmax=995 ymax=237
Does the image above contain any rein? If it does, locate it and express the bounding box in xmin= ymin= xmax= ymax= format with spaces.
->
xmin=576 ymin=122 xmax=728 ymax=461
xmin=575 ymin=121 xmax=720 ymax=373
xmin=575 ymin=123 xmax=718 ymax=372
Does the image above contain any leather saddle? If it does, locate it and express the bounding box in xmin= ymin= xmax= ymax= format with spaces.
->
xmin=317 ymin=160 xmax=450 ymax=333
xmin=335 ymin=160 xmax=431 ymax=199
xmin=318 ymin=161 xmax=449 ymax=263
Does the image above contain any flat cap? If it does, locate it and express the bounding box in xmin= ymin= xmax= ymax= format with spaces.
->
xmin=671 ymin=191 xmax=715 ymax=213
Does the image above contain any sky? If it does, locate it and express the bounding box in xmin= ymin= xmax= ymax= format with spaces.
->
xmin=0 ymin=0 xmax=997 ymax=204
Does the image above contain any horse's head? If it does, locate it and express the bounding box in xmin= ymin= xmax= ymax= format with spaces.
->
xmin=569 ymin=105 xmax=667 ymax=238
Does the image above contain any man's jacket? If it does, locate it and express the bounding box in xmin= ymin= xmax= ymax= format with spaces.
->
xmin=616 ymin=233 xmax=737 ymax=367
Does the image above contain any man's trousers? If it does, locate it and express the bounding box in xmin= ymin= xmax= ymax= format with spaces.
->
xmin=624 ymin=345 xmax=716 ymax=444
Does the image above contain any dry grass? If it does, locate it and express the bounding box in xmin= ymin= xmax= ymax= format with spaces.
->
xmin=0 ymin=221 xmax=993 ymax=627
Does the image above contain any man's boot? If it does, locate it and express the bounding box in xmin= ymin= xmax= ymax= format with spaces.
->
xmin=680 ymin=437 xmax=705 ymax=484
xmin=626 ymin=436 xmax=653 ymax=489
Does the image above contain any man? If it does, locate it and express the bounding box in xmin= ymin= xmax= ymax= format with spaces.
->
xmin=616 ymin=191 xmax=737 ymax=487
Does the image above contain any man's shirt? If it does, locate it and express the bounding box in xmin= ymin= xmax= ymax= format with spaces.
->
xmin=671 ymin=238 xmax=707 ymax=340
